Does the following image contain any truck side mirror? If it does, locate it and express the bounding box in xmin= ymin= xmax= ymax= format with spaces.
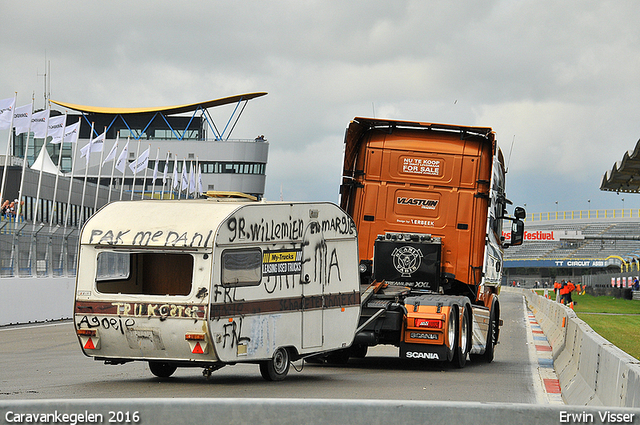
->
xmin=514 ymin=206 xmax=526 ymax=220
xmin=510 ymin=219 xmax=525 ymax=246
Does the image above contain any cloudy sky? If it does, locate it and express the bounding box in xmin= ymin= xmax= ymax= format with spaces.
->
xmin=1 ymin=0 xmax=640 ymax=215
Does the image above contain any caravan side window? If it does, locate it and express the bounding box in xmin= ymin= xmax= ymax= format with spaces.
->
xmin=96 ymin=251 xmax=193 ymax=296
xmin=222 ymin=248 xmax=262 ymax=287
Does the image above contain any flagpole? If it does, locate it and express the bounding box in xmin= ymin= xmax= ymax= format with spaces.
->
xmin=196 ymin=157 xmax=202 ymax=197
xmin=0 ymin=93 xmax=16 ymax=207
xmin=172 ymin=155 xmax=179 ymax=199
xmin=140 ymin=144 xmax=150 ymax=200
xmin=79 ymin=122 xmax=95 ymax=228
xmin=151 ymin=147 xmax=160 ymax=199
xmin=15 ymin=104 xmax=34 ymax=223
xmin=181 ymin=158 xmax=187 ymax=199
xmin=119 ymin=136 xmax=130 ymax=201
xmin=29 ymin=107 xmax=52 ymax=272
xmin=93 ymin=127 xmax=107 ymax=212
xmin=33 ymin=114 xmax=52 ymax=224
xmin=107 ymin=132 xmax=119 ymax=204
xmin=130 ymin=140 xmax=140 ymax=201
xmin=49 ymin=112 xmax=67 ymax=226
xmin=63 ymin=118 xmax=81 ymax=228
xmin=160 ymin=151 xmax=169 ymax=200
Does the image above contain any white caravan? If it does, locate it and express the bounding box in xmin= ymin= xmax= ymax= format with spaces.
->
xmin=74 ymin=199 xmax=361 ymax=380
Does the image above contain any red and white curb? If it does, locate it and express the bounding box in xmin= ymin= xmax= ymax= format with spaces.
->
xmin=523 ymin=297 xmax=564 ymax=405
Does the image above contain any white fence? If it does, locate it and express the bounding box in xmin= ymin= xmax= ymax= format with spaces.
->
xmin=1 ymin=276 xmax=74 ymax=326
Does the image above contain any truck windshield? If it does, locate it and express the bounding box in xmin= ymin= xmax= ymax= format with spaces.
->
xmin=95 ymin=251 xmax=194 ymax=296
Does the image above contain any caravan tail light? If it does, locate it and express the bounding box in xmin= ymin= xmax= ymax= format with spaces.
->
xmin=185 ymin=333 xmax=208 ymax=354
xmin=185 ymin=333 xmax=206 ymax=341
xmin=414 ymin=318 xmax=443 ymax=329
xmin=77 ymin=329 xmax=100 ymax=350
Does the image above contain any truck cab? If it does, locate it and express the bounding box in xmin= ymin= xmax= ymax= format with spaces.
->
xmin=340 ymin=117 xmax=524 ymax=366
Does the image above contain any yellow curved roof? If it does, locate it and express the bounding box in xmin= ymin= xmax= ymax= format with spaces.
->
xmin=50 ymin=92 xmax=267 ymax=115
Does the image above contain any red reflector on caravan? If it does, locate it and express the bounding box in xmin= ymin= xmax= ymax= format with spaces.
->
xmin=414 ymin=318 xmax=443 ymax=329
xmin=77 ymin=329 xmax=97 ymax=337
xmin=84 ymin=337 xmax=96 ymax=350
xmin=192 ymin=342 xmax=204 ymax=354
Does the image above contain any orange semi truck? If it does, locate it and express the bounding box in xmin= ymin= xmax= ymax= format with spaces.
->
xmin=339 ymin=117 xmax=525 ymax=367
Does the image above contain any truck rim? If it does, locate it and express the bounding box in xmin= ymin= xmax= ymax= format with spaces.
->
xmin=447 ymin=309 xmax=456 ymax=351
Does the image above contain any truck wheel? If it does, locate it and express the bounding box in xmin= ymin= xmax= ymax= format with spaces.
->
xmin=148 ymin=361 xmax=177 ymax=378
xmin=260 ymin=347 xmax=290 ymax=381
xmin=483 ymin=307 xmax=498 ymax=363
xmin=446 ymin=307 xmax=458 ymax=362
xmin=452 ymin=310 xmax=469 ymax=368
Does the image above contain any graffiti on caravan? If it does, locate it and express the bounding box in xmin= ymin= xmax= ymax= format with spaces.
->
xmin=226 ymin=214 xmax=355 ymax=243
xmin=88 ymin=228 xmax=215 ymax=247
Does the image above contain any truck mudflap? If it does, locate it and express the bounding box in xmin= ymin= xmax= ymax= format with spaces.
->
xmin=399 ymin=342 xmax=451 ymax=362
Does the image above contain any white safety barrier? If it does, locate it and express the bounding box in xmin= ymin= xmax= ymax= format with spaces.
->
xmin=1 ymin=277 xmax=75 ymax=326
xmin=1 ymin=398 xmax=639 ymax=425
xmin=523 ymin=289 xmax=640 ymax=407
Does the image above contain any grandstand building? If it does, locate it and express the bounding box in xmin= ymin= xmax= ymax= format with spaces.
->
xmin=1 ymin=93 xmax=269 ymax=226
xmin=504 ymin=211 xmax=640 ymax=286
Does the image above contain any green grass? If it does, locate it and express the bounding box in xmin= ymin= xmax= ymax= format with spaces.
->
xmin=533 ymin=289 xmax=640 ymax=360
xmin=577 ymin=314 xmax=640 ymax=360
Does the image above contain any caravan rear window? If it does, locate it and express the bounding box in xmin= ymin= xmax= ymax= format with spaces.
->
xmin=221 ymin=248 xmax=262 ymax=287
xmin=96 ymin=251 xmax=193 ymax=296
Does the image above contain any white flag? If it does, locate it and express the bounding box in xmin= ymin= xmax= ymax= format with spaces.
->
xmin=152 ymin=154 xmax=159 ymax=181
xmin=162 ymin=154 xmax=169 ymax=185
xmin=197 ymin=167 xmax=203 ymax=194
xmin=80 ymin=131 xmax=105 ymax=160
xmin=172 ymin=157 xmax=179 ymax=189
xmin=59 ymin=121 xmax=80 ymax=144
xmin=181 ymin=159 xmax=188 ymax=191
xmin=0 ymin=97 xmax=15 ymax=130
xmin=103 ymin=140 xmax=118 ymax=165
xmin=13 ymin=104 xmax=32 ymax=135
xmin=189 ymin=162 xmax=196 ymax=194
xmin=31 ymin=110 xmax=49 ymax=138
xmin=115 ymin=139 xmax=130 ymax=173
xmin=47 ymin=115 xmax=66 ymax=141
xmin=129 ymin=146 xmax=150 ymax=174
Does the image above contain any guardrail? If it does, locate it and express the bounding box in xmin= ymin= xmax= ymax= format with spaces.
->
xmin=1 ymin=398 xmax=639 ymax=425
xmin=523 ymin=289 xmax=640 ymax=407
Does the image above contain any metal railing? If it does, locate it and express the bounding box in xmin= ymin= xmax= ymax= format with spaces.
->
xmin=0 ymin=218 xmax=78 ymax=277
xmin=526 ymin=209 xmax=640 ymax=222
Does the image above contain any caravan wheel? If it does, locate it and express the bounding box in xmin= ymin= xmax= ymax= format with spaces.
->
xmin=260 ymin=347 xmax=290 ymax=381
xmin=149 ymin=361 xmax=177 ymax=378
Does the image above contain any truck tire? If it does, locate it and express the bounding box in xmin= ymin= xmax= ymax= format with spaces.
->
xmin=260 ymin=347 xmax=290 ymax=381
xmin=452 ymin=309 xmax=469 ymax=368
xmin=148 ymin=361 xmax=177 ymax=378
xmin=446 ymin=307 xmax=458 ymax=362
xmin=483 ymin=304 xmax=499 ymax=363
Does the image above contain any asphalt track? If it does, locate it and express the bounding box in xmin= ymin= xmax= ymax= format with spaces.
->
xmin=0 ymin=288 xmax=550 ymax=403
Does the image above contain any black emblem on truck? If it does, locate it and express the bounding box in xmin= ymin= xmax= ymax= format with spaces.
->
xmin=391 ymin=246 xmax=423 ymax=277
